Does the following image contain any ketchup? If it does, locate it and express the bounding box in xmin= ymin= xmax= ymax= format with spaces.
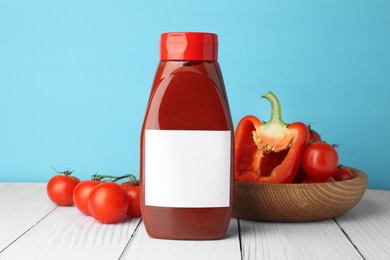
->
xmin=140 ymin=32 xmax=234 ymax=240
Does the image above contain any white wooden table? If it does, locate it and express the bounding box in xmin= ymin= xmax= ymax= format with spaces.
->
xmin=0 ymin=183 xmax=389 ymax=260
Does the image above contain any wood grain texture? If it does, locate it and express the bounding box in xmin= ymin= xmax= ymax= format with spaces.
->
xmin=0 ymin=204 xmax=141 ymax=260
xmin=239 ymin=219 xmax=363 ymax=260
xmin=233 ymin=168 xmax=367 ymax=222
xmin=336 ymin=189 xmax=390 ymax=259
xmin=121 ymin=219 xmax=241 ymax=260
xmin=1 ymin=183 xmax=390 ymax=260
xmin=0 ymin=183 xmax=56 ymax=253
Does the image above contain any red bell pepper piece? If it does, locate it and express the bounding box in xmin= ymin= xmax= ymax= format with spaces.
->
xmin=234 ymin=92 xmax=309 ymax=183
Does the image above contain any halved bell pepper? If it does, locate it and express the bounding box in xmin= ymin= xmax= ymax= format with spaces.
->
xmin=234 ymin=92 xmax=309 ymax=183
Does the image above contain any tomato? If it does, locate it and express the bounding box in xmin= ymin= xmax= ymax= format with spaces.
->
xmin=121 ymin=183 xmax=141 ymax=218
xmin=47 ymin=174 xmax=80 ymax=206
xmin=333 ymin=166 xmax=354 ymax=181
xmin=302 ymin=141 xmax=339 ymax=179
xmin=73 ymin=180 xmax=100 ymax=215
xmin=308 ymin=128 xmax=321 ymax=142
xmin=88 ymin=182 xmax=128 ymax=224
xmin=303 ymin=176 xmax=336 ymax=183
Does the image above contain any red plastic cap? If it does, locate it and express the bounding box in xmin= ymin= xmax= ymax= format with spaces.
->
xmin=160 ymin=32 xmax=218 ymax=61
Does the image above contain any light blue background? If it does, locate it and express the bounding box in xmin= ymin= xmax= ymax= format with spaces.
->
xmin=1 ymin=0 xmax=389 ymax=189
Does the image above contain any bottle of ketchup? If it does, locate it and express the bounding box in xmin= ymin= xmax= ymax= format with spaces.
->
xmin=140 ymin=32 xmax=233 ymax=240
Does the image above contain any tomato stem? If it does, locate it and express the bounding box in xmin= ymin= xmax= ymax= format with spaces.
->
xmin=91 ymin=173 xmax=139 ymax=184
xmin=50 ymin=165 xmax=73 ymax=176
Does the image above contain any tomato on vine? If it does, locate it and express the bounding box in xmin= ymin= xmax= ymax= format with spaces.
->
xmin=73 ymin=177 xmax=101 ymax=215
xmin=47 ymin=167 xmax=80 ymax=206
xmin=121 ymin=175 xmax=141 ymax=218
xmin=88 ymin=182 xmax=128 ymax=224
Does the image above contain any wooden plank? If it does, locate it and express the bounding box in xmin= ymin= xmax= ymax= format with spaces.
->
xmin=1 ymin=183 xmax=388 ymax=260
xmin=122 ymin=218 xmax=241 ymax=260
xmin=0 ymin=183 xmax=56 ymax=253
xmin=239 ymin=218 xmax=363 ymax=260
xmin=336 ymin=189 xmax=390 ymax=259
xmin=0 ymin=202 xmax=141 ymax=259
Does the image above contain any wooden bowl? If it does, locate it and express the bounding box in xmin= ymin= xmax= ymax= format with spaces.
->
xmin=232 ymin=167 xmax=368 ymax=222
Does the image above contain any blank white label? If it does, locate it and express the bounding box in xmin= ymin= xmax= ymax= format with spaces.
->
xmin=145 ymin=130 xmax=231 ymax=208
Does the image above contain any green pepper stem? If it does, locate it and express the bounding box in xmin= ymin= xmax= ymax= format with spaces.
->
xmin=261 ymin=91 xmax=287 ymax=126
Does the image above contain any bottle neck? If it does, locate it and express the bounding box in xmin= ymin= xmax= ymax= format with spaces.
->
xmin=157 ymin=60 xmax=219 ymax=80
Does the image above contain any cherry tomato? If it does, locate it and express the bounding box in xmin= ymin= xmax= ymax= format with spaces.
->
xmin=121 ymin=183 xmax=141 ymax=218
xmin=88 ymin=182 xmax=128 ymax=224
xmin=333 ymin=166 xmax=354 ymax=181
xmin=302 ymin=141 xmax=339 ymax=179
xmin=303 ymin=176 xmax=336 ymax=183
xmin=47 ymin=173 xmax=80 ymax=206
xmin=308 ymin=128 xmax=321 ymax=142
xmin=73 ymin=180 xmax=100 ymax=215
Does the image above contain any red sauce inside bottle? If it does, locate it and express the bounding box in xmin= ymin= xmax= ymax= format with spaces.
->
xmin=140 ymin=33 xmax=233 ymax=240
